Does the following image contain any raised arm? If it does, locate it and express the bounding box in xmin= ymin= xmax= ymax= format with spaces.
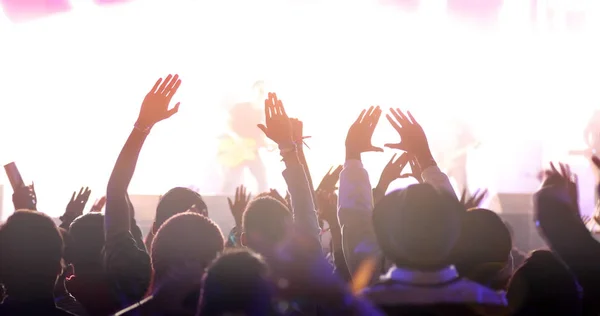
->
xmin=257 ymin=93 xmax=321 ymax=248
xmin=385 ymin=108 xmax=455 ymax=197
xmin=104 ymin=74 xmax=182 ymax=306
xmin=338 ymin=106 xmax=384 ymax=276
xmin=105 ymin=74 xmax=181 ymax=239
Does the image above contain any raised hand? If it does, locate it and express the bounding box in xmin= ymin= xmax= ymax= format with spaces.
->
xmin=345 ymin=106 xmax=383 ymax=160
xmin=90 ymin=196 xmax=107 ymax=213
xmin=542 ymin=162 xmax=579 ymax=211
xmin=12 ymin=183 xmax=37 ymax=210
xmin=316 ymin=165 xmax=343 ymax=192
xmin=377 ymin=153 xmax=411 ymax=190
xmin=385 ymin=109 xmax=433 ymax=164
xmin=460 ymin=188 xmax=488 ymax=210
xmin=398 ymin=156 xmax=424 ymax=183
xmin=227 ymin=185 xmax=252 ymax=227
xmin=60 ymin=187 xmax=92 ymax=223
xmin=136 ymin=74 xmax=182 ymax=129
xmin=257 ymin=92 xmax=293 ymax=146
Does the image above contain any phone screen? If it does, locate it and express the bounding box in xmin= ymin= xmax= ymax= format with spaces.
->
xmin=4 ymin=162 xmax=25 ymax=190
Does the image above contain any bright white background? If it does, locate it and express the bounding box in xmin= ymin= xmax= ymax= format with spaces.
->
xmin=1 ymin=0 xmax=600 ymax=218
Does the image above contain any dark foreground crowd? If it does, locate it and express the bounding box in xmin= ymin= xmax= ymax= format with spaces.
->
xmin=0 ymin=74 xmax=598 ymax=316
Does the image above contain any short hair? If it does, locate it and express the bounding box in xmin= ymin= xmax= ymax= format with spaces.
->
xmin=243 ymin=196 xmax=292 ymax=242
xmin=452 ymin=208 xmax=512 ymax=288
xmin=0 ymin=210 xmax=63 ymax=293
xmin=199 ymin=249 xmax=272 ymax=316
xmin=372 ymin=184 xmax=463 ymax=270
xmin=66 ymin=213 xmax=105 ymax=267
xmin=155 ymin=187 xmax=208 ymax=228
xmin=151 ymin=212 xmax=224 ymax=282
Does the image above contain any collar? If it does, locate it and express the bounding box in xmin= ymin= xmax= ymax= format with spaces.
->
xmin=382 ymin=265 xmax=459 ymax=286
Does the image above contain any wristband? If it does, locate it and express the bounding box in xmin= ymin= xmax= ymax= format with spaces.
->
xmin=134 ymin=123 xmax=151 ymax=134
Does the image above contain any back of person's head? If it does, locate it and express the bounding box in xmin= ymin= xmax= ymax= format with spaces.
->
xmin=453 ymin=208 xmax=512 ymax=289
xmin=198 ymin=249 xmax=273 ymax=316
xmin=66 ymin=213 xmax=105 ymax=271
xmin=242 ymin=196 xmax=292 ymax=251
xmin=507 ymin=249 xmax=581 ymax=316
xmin=151 ymin=212 xmax=224 ymax=284
xmin=0 ymin=210 xmax=63 ymax=298
xmin=372 ymin=184 xmax=463 ymax=270
xmin=154 ymin=187 xmax=208 ymax=231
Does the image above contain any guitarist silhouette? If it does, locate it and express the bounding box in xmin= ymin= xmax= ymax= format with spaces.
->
xmin=219 ymin=81 xmax=269 ymax=193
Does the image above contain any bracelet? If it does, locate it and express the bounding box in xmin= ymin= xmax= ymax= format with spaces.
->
xmin=134 ymin=124 xmax=151 ymax=134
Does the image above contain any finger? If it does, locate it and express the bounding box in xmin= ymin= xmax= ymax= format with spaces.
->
xmin=227 ymin=198 xmax=233 ymax=209
xmin=354 ymin=109 xmax=367 ymax=125
xmin=559 ymin=163 xmax=568 ymax=178
xmin=165 ymin=102 xmax=180 ymax=118
xmin=150 ymin=78 xmax=162 ymax=93
xmin=164 ymin=74 xmax=180 ymax=95
xmin=407 ymin=111 xmax=419 ymax=125
xmin=277 ymin=99 xmax=287 ymax=117
xmin=387 ymin=153 xmax=398 ymax=166
xmin=384 ymin=143 xmax=404 ymax=150
xmin=165 ymin=79 xmax=182 ymax=99
xmin=158 ymin=74 xmax=172 ymax=94
xmin=390 ymin=108 xmax=408 ymax=127
xmin=549 ymin=162 xmax=559 ymax=175
xmin=78 ymin=187 xmax=84 ymax=198
xmin=364 ymin=106 xmax=375 ymax=124
xmin=257 ymin=124 xmax=268 ymax=135
xmin=386 ymin=114 xmax=402 ymax=132
xmin=368 ymin=146 xmax=384 ymax=153
xmin=396 ymin=153 xmax=410 ymax=170
xmin=70 ymin=191 xmax=76 ymax=203
xmin=369 ymin=106 xmax=382 ymax=131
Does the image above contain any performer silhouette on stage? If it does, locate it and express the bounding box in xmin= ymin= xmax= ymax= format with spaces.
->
xmin=218 ymin=81 xmax=269 ymax=193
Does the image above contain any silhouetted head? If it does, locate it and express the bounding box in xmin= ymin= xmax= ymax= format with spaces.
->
xmin=198 ymin=249 xmax=274 ymax=316
xmin=242 ymin=196 xmax=292 ymax=258
xmin=153 ymin=187 xmax=207 ymax=233
xmin=66 ymin=213 xmax=105 ymax=272
xmin=452 ymin=208 xmax=512 ymax=289
xmin=373 ymin=184 xmax=463 ymax=271
xmin=151 ymin=212 xmax=224 ymax=285
xmin=0 ymin=210 xmax=63 ymax=299
xmin=507 ymin=250 xmax=581 ymax=316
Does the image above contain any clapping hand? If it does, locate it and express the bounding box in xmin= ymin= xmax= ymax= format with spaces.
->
xmin=345 ymin=106 xmax=383 ymax=160
xmin=60 ymin=187 xmax=92 ymax=224
xmin=12 ymin=182 xmax=37 ymax=211
xmin=136 ymin=74 xmax=182 ymax=129
xmin=257 ymin=92 xmax=293 ymax=146
xmin=227 ymin=185 xmax=252 ymax=228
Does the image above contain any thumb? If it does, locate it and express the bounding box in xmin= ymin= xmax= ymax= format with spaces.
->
xmin=257 ymin=124 xmax=268 ymax=135
xmin=384 ymin=143 xmax=403 ymax=150
xmin=166 ymin=102 xmax=180 ymax=118
xmin=227 ymin=198 xmax=233 ymax=209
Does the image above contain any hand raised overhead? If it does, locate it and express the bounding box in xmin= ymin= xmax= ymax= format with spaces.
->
xmin=385 ymin=109 xmax=433 ymax=163
xmin=345 ymin=106 xmax=383 ymax=159
xmin=257 ymin=92 xmax=293 ymax=146
xmin=136 ymin=74 xmax=182 ymax=129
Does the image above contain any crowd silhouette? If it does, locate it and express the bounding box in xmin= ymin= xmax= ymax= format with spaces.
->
xmin=0 ymin=73 xmax=599 ymax=315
